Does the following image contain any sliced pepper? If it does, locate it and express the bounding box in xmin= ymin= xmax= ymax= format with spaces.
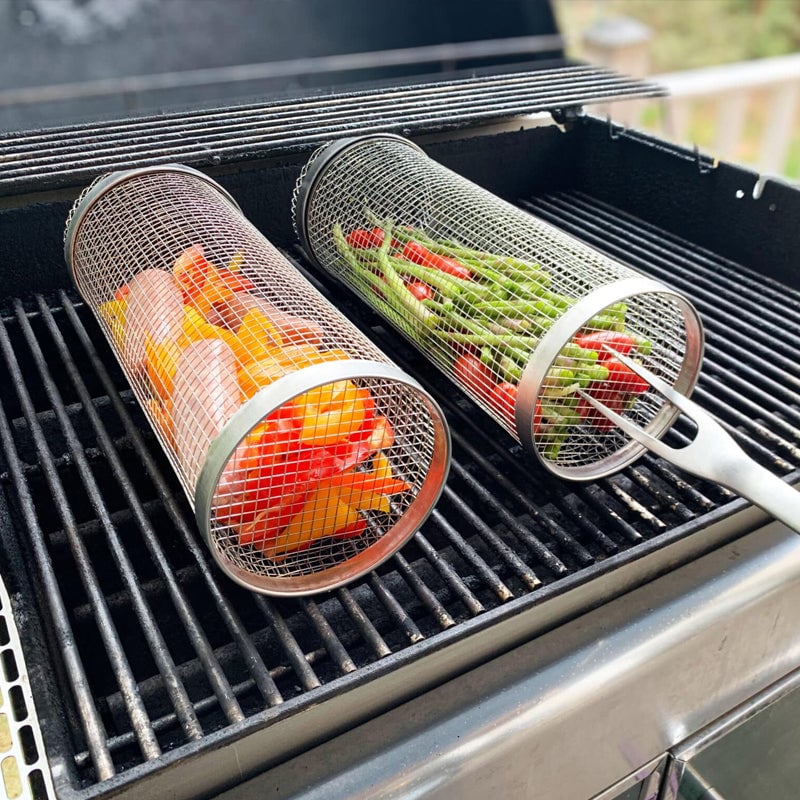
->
xmin=179 ymin=306 xmax=240 ymax=350
xmin=235 ymin=489 xmax=311 ymax=548
xmin=295 ymin=380 xmax=369 ymax=447
xmin=146 ymin=397 xmax=175 ymax=450
xmin=145 ymin=335 xmax=183 ymax=402
xmin=238 ymin=356 xmax=291 ymax=400
xmin=573 ymin=331 xmax=638 ymax=361
xmin=172 ymin=244 xmax=211 ymax=303
xmin=230 ymin=308 xmax=283 ymax=365
xmin=267 ymin=493 xmax=360 ymax=560
xmin=98 ymin=298 xmax=127 ymax=350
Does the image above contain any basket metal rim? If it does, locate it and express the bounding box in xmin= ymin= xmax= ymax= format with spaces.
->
xmin=515 ymin=276 xmax=706 ymax=480
xmin=293 ymin=133 xmax=424 ymax=266
xmin=63 ymin=164 xmax=241 ymax=277
xmin=195 ymin=357 xmax=451 ymax=596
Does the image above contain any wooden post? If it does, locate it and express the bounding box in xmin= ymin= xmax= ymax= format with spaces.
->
xmin=582 ymin=15 xmax=652 ymax=127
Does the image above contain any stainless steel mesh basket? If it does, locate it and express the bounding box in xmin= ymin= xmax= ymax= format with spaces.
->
xmin=64 ymin=165 xmax=450 ymax=596
xmin=293 ymin=134 xmax=704 ymax=480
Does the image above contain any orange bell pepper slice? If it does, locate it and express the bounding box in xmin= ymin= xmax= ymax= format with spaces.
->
xmin=230 ymin=308 xmax=283 ymax=365
xmin=146 ymin=397 xmax=175 ymax=450
xmin=114 ymin=283 xmax=131 ymax=301
xmin=237 ymin=355 xmax=291 ymax=400
xmin=145 ymin=336 xmax=183 ymax=402
xmin=326 ymin=469 xmax=411 ymax=500
xmin=266 ymin=493 xmax=360 ymax=560
xmin=296 ymin=380 xmax=368 ymax=447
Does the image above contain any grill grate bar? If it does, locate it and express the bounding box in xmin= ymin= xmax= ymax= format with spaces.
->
xmin=60 ymin=295 xmax=277 ymax=717
xmin=368 ymin=573 xmax=424 ymax=644
xmin=0 ymin=311 xmax=162 ymax=764
xmin=335 ymin=588 xmax=392 ymax=659
xmin=29 ymin=298 xmax=207 ymax=742
xmin=694 ymin=381 xmax=800 ymax=461
xmin=0 ymin=358 xmax=116 ymax=781
xmin=392 ymin=550 xmax=456 ymax=630
xmin=640 ymin=456 xmax=717 ymax=510
xmin=578 ymin=484 xmax=644 ymax=542
xmin=414 ymin=530 xmax=485 ymax=616
xmin=450 ymin=432 xmax=595 ymax=563
xmin=450 ymin=461 xmax=568 ymax=576
xmin=440 ymin=485 xmax=542 ymax=590
xmin=626 ymin=466 xmax=695 ymax=522
xmin=299 ymin=599 xmax=357 ymax=675
xmin=427 ymin=510 xmax=514 ymax=602
xmin=252 ymin=596 xmax=322 ymax=691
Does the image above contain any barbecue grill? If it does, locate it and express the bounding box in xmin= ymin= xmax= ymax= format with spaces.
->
xmin=3 ymin=3 xmax=800 ymax=799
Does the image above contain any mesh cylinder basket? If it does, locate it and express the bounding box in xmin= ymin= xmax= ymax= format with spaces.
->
xmin=64 ymin=165 xmax=450 ymax=596
xmin=294 ymin=134 xmax=705 ymax=480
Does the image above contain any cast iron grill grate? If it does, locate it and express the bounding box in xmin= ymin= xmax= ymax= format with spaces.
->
xmin=0 ymin=193 xmax=798 ymax=796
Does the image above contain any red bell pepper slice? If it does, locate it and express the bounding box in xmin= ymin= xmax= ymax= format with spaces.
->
xmin=604 ymin=360 xmax=650 ymax=395
xmin=574 ymin=331 xmax=638 ymax=361
xmin=173 ymin=244 xmax=211 ymax=302
xmin=401 ymin=242 xmax=472 ymax=280
xmin=406 ymin=281 xmax=433 ymax=301
xmin=236 ymin=489 xmax=311 ymax=548
xmin=333 ymin=415 xmax=394 ymax=470
xmin=346 ymin=229 xmax=384 ymax=249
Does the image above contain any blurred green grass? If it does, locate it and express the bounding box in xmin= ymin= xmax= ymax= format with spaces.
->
xmin=554 ymin=0 xmax=800 ymax=178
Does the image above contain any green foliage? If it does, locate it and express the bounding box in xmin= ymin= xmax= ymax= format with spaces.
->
xmin=556 ymin=0 xmax=800 ymax=71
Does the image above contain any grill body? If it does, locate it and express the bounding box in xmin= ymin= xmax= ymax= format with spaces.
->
xmin=1 ymin=114 xmax=800 ymax=800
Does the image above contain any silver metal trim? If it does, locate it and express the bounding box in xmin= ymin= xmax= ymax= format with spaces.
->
xmin=590 ymin=755 xmax=668 ymax=800
xmin=63 ymin=164 xmax=240 ymax=277
xmin=237 ymin=521 xmax=800 ymax=800
xmin=195 ymin=358 xmax=451 ymax=596
xmin=0 ymin=575 xmax=56 ymax=800
xmin=515 ymin=277 xmax=705 ymax=480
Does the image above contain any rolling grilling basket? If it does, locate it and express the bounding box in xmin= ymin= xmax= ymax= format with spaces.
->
xmin=294 ymin=133 xmax=800 ymax=529
xmin=64 ymin=164 xmax=450 ymax=597
xmin=293 ymin=133 xmax=705 ymax=479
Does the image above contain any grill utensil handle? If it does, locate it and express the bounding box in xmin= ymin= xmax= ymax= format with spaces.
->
xmin=579 ymin=348 xmax=800 ymax=533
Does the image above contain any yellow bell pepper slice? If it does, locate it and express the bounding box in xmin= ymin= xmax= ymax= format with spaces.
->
xmin=98 ymin=298 xmax=127 ymax=350
xmin=264 ymin=493 xmax=359 ymax=561
xmin=145 ymin=336 xmax=183 ymax=402
xmin=179 ymin=307 xmax=239 ymax=350
xmin=295 ymin=380 xmax=368 ymax=447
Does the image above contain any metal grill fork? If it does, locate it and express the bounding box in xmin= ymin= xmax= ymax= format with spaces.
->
xmin=578 ymin=348 xmax=800 ymax=533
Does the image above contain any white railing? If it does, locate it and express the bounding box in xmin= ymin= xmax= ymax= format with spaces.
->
xmin=590 ymin=53 xmax=800 ymax=179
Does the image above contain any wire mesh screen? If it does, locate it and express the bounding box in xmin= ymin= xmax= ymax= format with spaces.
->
xmin=65 ymin=165 xmax=449 ymax=595
xmin=294 ymin=135 xmax=703 ymax=479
